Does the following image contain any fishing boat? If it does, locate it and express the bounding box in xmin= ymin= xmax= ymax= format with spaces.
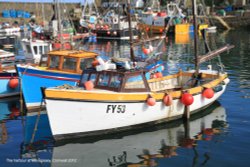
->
xmin=43 ymin=0 xmax=233 ymax=140
xmin=138 ymin=1 xmax=188 ymax=34
xmin=21 ymin=38 xmax=52 ymax=63
xmin=0 ymin=49 xmax=19 ymax=98
xmin=16 ymin=50 xmax=98 ymax=111
xmin=84 ymin=1 xmax=138 ymax=40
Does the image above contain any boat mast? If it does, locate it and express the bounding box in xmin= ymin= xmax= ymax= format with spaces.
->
xmin=127 ymin=0 xmax=136 ymax=62
xmin=192 ymin=0 xmax=199 ymax=75
xmin=55 ymin=0 xmax=63 ymax=50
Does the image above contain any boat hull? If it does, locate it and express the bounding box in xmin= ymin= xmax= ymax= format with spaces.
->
xmin=95 ymin=28 xmax=138 ymax=40
xmin=0 ymin=73 xmax=19 ymax=98
xmin=45 ymin=78 xmax=228 ymax=140
xmin=51 ymin=103 xmax=226 ymax=166
xmin=16 ymin=65 xmax=80 ymax=110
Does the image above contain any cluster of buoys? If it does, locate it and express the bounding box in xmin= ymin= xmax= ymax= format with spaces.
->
xmin=8 ymin=78 xmax=19 ymax=89
xmin=150 ymin=71 xmax=163 ymax=79
xmin=146 ymin=88 xmax=215 ymax=107
xmin=53 ymin=42 xmax=72 ymax=50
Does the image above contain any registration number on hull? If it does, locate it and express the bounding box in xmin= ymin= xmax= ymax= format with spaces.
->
xmin=106 ymin=105 xmax=126 ymax=113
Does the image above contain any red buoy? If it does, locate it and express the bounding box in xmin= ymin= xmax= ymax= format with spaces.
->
xmin=181 ymin=93 xmax=194 ymax=106
xmin=8 ymin=78 xmax=19 ymax=89
xmin=202 ymin=88 xmax=214 ymax=99
xmin=84 ymin=81 xmax=94 ymax=90
xmin=163 ymin=94 xmax=173 ymax=106
xmin=147 ymin=97 xmax=156 ymax=106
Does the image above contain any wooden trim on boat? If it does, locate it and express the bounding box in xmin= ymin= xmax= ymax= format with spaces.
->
xmin=45 ymin=73 xmax=228 ymax=101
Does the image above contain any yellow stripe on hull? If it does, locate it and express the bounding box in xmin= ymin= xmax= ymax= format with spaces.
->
xmin=45 ymin=73 xmax=227 ymax=102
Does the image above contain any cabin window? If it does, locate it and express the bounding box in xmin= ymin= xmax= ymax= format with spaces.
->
xmin=124 ymin=75 xmax=146 ymax=89
xmin=44 ymin=46 xmax=49 ymax=53
xmin=26 ymin=45 xmax=32 ymax=53
xmin=79 ymin=73 xmax=89 ymax=86
xmin=33 ymin=46 xmax=38 ymax=55
xmin=39 ymin=54 xmax=48 ymax=67
xmin=80 ymin=58 xmax=95 ymax=70
xmin=97 ymin=73 xmax=110 ymax=86
xmin=63 ymin=57 xmax=77 ymax=70
xmin=89 ymin=73 xmax=97 ymax=83
xmin=39 ymin=46 xmax=43 ymax=54
xmin=110 ymin=74 xmax=122 ymax=88
xmin=49 ymin=55 xmax=60 ymax=69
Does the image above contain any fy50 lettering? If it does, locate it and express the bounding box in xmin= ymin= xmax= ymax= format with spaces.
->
xmin=106 ymin=105 xmax=126 ymax=113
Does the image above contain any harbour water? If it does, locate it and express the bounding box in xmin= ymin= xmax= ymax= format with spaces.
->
xmin=0 ymin=27 xmax=250 ymax=167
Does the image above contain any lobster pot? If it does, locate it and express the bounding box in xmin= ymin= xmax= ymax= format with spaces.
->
xmin=2 ymin=10 xmax=10 ymax=18
xmin=175 ymin=24 xmax=190 ymax=34
xmin=10 ymin=9 xmax=17 ymax=18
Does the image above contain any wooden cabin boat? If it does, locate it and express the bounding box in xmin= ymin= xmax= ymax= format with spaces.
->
xmin=43 ymin=59 xmax=230 ymax=140
xmin=43 ymin=0 xmax=233 ymax=140
xmin=16 ymin=50 xmax=98 ymax=111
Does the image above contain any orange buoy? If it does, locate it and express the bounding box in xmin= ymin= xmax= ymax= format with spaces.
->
xmin=163 ymin=94 xmax=173 ymax=106
xmin=8 ymin=78 xmax=19 ymax=89
xmin=84 ymin=80 xmax=94 ymax=90
xmin=181 ymin=93 xmax=194 ymax=106
xmin=147 ymin=97 xmax=156 ymax=106
xmin=202 ymin=88 xmax=214 ymax=99
xmin=155 ymin=72 xmax=163 ymax=78
xmin=143 ymin=48 xmax=150 ymax=55
xmin=146 ymin=27 xmax=150 ymax=32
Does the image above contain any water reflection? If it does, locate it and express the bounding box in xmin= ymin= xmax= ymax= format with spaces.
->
xmin=0 ymin=97 xmax=20 ymax=144
xmin=19 ymin=102 xmax=227 ymax=167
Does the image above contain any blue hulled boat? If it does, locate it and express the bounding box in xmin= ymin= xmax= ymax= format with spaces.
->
xmin=16 ymin=50 xmax=98 ymax=111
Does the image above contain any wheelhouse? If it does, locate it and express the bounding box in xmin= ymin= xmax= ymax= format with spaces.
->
xmin=79 ymin=69 xmax=151 ymax=92
xmin=39 ymin=50 xmax=98 ymax=74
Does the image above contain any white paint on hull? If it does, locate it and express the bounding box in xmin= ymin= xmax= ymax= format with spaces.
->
xmin=46 ymin=83 xmax=227 ymax=137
